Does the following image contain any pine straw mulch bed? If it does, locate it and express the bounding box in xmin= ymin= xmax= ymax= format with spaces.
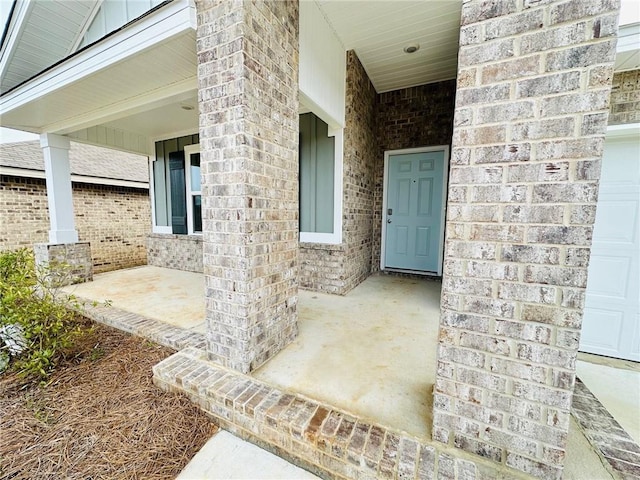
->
xmin=0 ymin=321 xmax=218 ymax=480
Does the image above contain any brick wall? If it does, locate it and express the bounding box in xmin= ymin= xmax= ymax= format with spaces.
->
xmin=197 ymin=0 xmax=299 ymax=373
xmin=147 ymin=233 xmax=203 ymax=273
xmin=0 ymin=175 xmax=150 ymax=273
xmin=609 ymin=69 xmax=640 ymax=124
xmin=341 ymin=51 xmax=378 ymax=292
xmin=433 ymin=1 xmax=619 ymax=478
xmin=373 ymin=80 xmax=457 ymax=271
xmin=299 ymin=242 xmax=346 ymax=294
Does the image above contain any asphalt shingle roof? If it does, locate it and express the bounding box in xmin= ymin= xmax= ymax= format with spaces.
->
xmin=0 ymin=140 xmax=149 ymax=183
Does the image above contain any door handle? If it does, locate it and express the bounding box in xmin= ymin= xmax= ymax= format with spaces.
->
xmin=387 ymin=219 xmax=392 ymax=223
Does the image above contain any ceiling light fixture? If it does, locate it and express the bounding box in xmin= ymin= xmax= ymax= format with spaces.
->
xmin=404 ymin=44 xmax=420 ymax=54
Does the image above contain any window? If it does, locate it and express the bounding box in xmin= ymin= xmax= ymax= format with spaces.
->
xmin=151 ymin=134 xmax=201 ymax=235
xmin=185 ymin=145 xmax=202 ymax=234
xmin=299 ymin=113 xmax=343 ymax=244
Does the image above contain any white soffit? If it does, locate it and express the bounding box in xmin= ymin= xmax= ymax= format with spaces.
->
xmin=102 ymin=93 xmax=199 ymax=139
xmin=315 ymin=0 xmax=462 ymax=92
xmin=0 ymin=0 xmax=98 ymax=93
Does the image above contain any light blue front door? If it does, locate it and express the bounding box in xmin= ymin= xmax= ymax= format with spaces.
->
xmin=384 ymin=150 xmax=445 ymax=273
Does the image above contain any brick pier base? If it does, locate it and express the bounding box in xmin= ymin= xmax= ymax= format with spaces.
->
xmin=33 ymin=242 xmax=93 ymax=285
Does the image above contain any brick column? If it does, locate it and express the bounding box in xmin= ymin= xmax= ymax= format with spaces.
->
xmin=195 ymin=0 xmax=299 ymax=373
xmin=434 ymin=1 xmax=619 ymax=478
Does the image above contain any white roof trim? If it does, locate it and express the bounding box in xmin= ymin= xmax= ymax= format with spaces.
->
xmin=0 ymin=0 xmax=195 ymax=117
xmin=0 ymin=165 xmax=149 ymax=189
xmin=0 ymin=0 xmax=33 ymax=84
xmin=68 ymin=0 xmax=105 ymax=55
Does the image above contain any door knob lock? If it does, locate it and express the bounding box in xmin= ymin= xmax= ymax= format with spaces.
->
xmin=387 ymin=219 xmax=392 ymax=223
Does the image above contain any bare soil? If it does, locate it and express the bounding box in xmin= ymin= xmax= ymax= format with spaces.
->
xmin=0 ymin=321 xmax=218 ymax=480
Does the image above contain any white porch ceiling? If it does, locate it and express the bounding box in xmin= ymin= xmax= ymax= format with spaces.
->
xmin=102 ymin=94 xmax=199 ymax=140
xmin=316 ymin=0 xmax=463 ymax=92
xmin=2 ymin=30 xmax=196 ymax=133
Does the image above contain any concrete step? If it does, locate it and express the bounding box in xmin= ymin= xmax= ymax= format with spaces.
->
xmin=177 ymin=430 xmax=320 ymax=479
xmin=153 ymin=348 xmax=530 ymax=480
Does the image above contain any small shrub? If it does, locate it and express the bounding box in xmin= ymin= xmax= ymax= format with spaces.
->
xmin=0 ymin=248 xmax=88 ymax=379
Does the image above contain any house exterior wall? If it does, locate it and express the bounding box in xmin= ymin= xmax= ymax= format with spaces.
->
xmin=0 ymin=175 xmax=149 ymax=273
xmin=299 ymin=50 xmax=377 ymax=295
xmin=147 ymin=233 xmax=203 ymax=272
xmin=373 ymin=80 xmax=457 ymax=271
xmin=609 ymin=68 xmax=640 ymax=124
xmin=433 ymin=1 xmax=620 ymax=478
xmin=197 ymin=0 xmax=299 ymax=373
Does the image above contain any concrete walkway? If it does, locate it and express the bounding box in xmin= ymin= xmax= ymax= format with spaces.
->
xmin=177 ymin=431 xmax=319 ymax=479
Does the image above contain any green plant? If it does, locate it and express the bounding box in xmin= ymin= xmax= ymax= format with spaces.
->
xmin=0 ymin=248 xmax=88 ymax=379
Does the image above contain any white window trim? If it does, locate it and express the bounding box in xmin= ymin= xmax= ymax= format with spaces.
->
xmin=149 ymin=155 xmax=172 ymax=234
xmin=184 ymin=144 xmax=202 ymax=235
xmin=149 ymin=130 xmax=200 ymax=234
xmin=299 ymin=127 xmax=343 ymax=245
xmin=380 ymin=145 xmax=450 ymax=276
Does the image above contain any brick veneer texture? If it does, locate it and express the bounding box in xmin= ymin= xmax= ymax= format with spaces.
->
xmin=299 ymin=242 xmax=347 ymax=294
xmin=299 ymin=51 xmax=378 ymax=296
xmin=342 ymin=51 xmax=378 ymax=294
xmin=0 ymin=175 xmax=149 ymax=273
xmin=196 ymin=0 xmax=299 ymax=373
xmin=433 ymin=1 xmax=620 ymax=479
xmin=372 ymin=80 xmax=457 ymax=272
xmin=34 ymin=242 xmax=93 ymax=285
xmin=147 ymin=233 xmax=203 ymax=273
xmin=609 ymin=69 xmax=640 ymax=124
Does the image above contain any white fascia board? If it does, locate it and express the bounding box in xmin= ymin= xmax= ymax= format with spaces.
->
xmin=0 ymin=166 xmax=149 ymax=189
xmin=0 ymin=0 xmax=34 ymax=83
xmin=0 ymin=0 xmax=195 ymax=115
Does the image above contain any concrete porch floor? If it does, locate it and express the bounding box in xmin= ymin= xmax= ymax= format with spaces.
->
xmin=65 ymin=265 xmax=639 ymax=479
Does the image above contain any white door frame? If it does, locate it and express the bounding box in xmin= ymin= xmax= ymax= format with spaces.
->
xmin=380 ymin=145 xmax=450 ymax=276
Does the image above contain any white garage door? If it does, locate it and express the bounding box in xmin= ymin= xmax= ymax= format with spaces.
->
xmin=580 ymin=128 xmax=640 ymax=362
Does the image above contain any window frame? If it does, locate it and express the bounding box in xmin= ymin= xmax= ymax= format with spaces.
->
xmin=184 ymin=144 xmax=202 ymax=235
xmin=149 ymin=131 xmax=200 ymax=235
xmin=299 ymin=125 xmax=343 ymax=245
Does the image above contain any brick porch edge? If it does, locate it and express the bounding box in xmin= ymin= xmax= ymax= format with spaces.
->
xmin=153 ymin=348 xmax=532 ymax=480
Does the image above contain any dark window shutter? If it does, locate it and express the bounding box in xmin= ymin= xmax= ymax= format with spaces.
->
xmin=169 ymin=152 xmax=187 ymax=234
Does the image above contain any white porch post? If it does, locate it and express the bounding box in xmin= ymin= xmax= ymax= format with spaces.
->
xmin=40 ymin=133 xmax=78 ymax=244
